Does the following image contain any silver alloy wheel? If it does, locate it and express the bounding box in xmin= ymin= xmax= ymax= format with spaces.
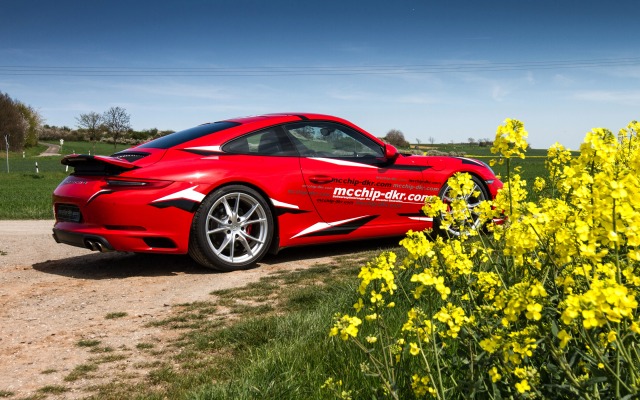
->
xmin=205 ymin=192 xmax=269 ymax=264
xmin=438 ymin=176 xmax=488 ymax=236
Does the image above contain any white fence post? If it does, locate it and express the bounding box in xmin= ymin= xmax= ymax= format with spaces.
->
xmin=4 ymin=135 xmax=8 ymax=173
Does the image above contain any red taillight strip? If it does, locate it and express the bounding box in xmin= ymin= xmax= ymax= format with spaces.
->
xmin=105 ymin=179 xmax=173 ymax=189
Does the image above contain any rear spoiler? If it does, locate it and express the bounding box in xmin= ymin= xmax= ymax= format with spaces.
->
xmin=61 ymin=154 xmax=138 ymax=175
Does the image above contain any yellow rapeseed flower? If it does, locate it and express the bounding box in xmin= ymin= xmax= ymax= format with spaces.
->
xmin=409 ymin=342 xmax=420 ymax=356
xmin=353 ymin=298 xmax=364 ymax=312
xmin=525 ymin=302 xmax=543 ymax=320
xmin=479 ymin=335 xmax=501 ymax=353
xmin=557 ymin=329 xmax=572 ymax=349
xmin=491 ymin=118 xmax=529 ymax=161
xmin=515 ymin=379 xmax=531 ymax=393
xmin=489 ymin=367 xmax=502 ymax=383
xmin=329 ymin=314 xmax=363 ymax=341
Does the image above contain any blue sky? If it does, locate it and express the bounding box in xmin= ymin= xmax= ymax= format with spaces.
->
xmin=1 ymin=0 xmax=639 ymax=149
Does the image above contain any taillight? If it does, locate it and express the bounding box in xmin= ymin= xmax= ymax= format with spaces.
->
xmin=105 ymin=178 xmax=173 ymax=189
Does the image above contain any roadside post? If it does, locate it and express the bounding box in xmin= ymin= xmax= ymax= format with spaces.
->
xmin=4 ymin=135 xmax=8 ymax=173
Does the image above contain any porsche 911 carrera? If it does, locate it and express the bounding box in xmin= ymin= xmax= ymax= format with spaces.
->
xmin=52 ymin=113 xmax=502 ymax=271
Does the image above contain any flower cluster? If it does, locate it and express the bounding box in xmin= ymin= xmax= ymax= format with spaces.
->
xmin=327 ymin=119 xmax=640 ymax=399
xmin=329 ymin=314 xmax=362 ymax=341
xmin=490 ymin=118 xmax=529 ymax=163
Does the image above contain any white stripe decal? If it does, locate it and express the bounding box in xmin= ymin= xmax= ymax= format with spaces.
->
xmin=152 ymin=186 xmax=206 ymax=203
xmin=291 ymin=215 xmax=371 ymax=239
xmin=87 ymin=189 xmax=112 ymax=204
xmin=310 ymin=157 xmax=377 ymax=169
xmin=291 ymin=222 xmax=331 ymax=239
xmin=271 ymin=199 xmax=300 ymax=209
xmin=185 ymin=145 xmax=222 ymax=153
xmin=409 ymin=217 xmax=434 ymax=222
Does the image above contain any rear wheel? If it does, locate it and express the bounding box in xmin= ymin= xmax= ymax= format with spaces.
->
xmin=434 ymin=175 xmax=489 ymax=237
xmin=189 ymin=185 xmax=274 ymax=271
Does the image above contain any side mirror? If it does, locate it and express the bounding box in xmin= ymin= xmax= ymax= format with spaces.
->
xmin=384 ymin=144 xmax=399 ymax=162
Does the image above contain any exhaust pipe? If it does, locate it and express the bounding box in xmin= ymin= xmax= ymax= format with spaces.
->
xmin=84 ymin=239 xmax=111 ymax=252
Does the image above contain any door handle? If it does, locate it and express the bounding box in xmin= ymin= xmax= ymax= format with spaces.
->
xmin=309 ymin=175 xmax=333 ymax=184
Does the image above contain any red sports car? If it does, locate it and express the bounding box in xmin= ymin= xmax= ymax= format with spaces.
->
xmin=52 ymin=113 xmax=502 ymax=271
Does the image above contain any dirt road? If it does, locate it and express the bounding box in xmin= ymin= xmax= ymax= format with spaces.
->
xmin=0 ymin=220 xmax=379 ymax=398
xmin=38 ymin=142 xmax=61 ymax=156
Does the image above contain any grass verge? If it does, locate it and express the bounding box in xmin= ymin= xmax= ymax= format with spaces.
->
xmin=19 ymin=244 xmax=398 ymax=399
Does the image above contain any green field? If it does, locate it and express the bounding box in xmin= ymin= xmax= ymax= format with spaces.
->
xmin=56 ymin=140 xmax=130 ymax=156
xmin=0 ymin=142 xmax=130 ymax=219
xmin=419 ymin=143 xmax=549 ymax=184
xmin=0 ymin=142 xmax=550 ymax=220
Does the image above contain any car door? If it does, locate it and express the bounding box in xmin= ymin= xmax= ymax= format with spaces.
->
xmin=283 ymin=122 xmax=429 ymax=235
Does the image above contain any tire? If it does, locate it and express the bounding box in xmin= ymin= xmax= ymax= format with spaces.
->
xmin=434 ymin=175 xmax=489 ymax=237
xmin=189 ymin=185 xmax=274 ymax=271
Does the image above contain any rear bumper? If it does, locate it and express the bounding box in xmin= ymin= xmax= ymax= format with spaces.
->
xmin=52 ymin=223 xmax=188 ymax=254
xmin=52 ymin=228 xmax=114 ymax=252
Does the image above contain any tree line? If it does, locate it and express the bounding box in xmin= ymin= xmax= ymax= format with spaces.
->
xmin=0 ymin=91 xmax=173 ymax=152
xmin=0 ymin=91 xmax=42 ymax=151
xmin=2 ymin=90 xmax=486 ymax=154
xmin=72 ymin=107 xmax=171 ymax=150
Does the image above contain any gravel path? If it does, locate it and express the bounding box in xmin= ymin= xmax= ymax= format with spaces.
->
xmin=0 ymin=220 xmax=365 ymax=398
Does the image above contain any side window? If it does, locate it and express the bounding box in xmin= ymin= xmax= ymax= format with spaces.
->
xmin=284 ymin=123 xmax=384 ymax=159
xmin=223 ymin=127 xmax=298 ymax=156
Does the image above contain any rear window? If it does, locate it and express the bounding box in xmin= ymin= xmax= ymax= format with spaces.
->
xmin=137 ymin=121 xmax=240 ymax=149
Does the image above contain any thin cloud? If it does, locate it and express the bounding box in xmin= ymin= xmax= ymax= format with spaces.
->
xmin=553 ymin=74 xmax=575 ymax=86
xmin=492 ymin=85 xmax=510 ymax=102
xmin=573 ymin=90 xmax=640 ymax=104
xmin=111 ymin=82 xmax=239 ymax=100
xmin=327 ymin=89 xmax=441 ymax=105
xmin=396 ymin=94 xmax=441 ymax=104
xmin=526 ymin=71 xmax=535 ymax=84
xmin=604 ymin=65 xmax=640 ymax=79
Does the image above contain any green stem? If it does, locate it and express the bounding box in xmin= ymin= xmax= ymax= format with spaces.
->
xmin=506 ymin=158 xmax=513 ymax=216
xmin=581 ymin=328 xmax=634 ymax=394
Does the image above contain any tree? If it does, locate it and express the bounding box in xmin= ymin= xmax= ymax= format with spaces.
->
xmin=428 ymin=136 xmax=436 ymax=145
xmin=0 ymin=91 xmax=28 ymax=151
xmin=76 ymin=111 xmax=103 ymax=151
xmin=384 ymin=129 xmax=410 ymax=149
xmin=16 ymin=103 xmax=43 ymax=148
xmin=102 ymin=106 xmax=131 ymax=150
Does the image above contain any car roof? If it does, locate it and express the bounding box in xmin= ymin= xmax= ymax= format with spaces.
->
xmin=223 ymin=113 xmax=345 ymax=125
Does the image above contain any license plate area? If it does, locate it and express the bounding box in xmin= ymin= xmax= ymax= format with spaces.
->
xmin=56 ymin=204 xmax=82 ymax=223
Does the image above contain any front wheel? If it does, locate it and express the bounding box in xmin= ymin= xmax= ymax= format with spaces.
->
xmin=189 ymin=185 xmax=274 ymax=271
xmin=434 ymin=175 xmax=489 ymax=237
